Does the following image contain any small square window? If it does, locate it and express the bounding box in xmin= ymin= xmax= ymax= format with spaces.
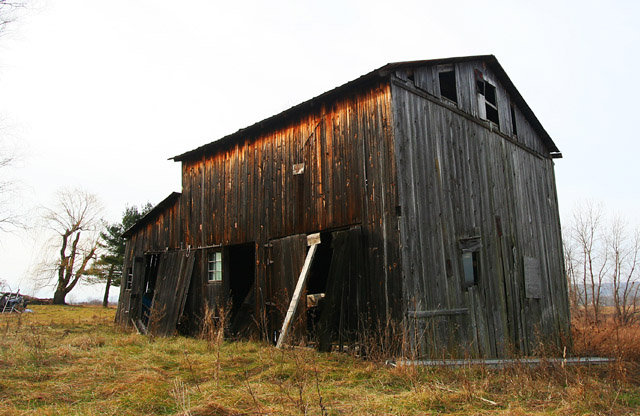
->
xmin=208 ymin=251 xmax=222 ymax=282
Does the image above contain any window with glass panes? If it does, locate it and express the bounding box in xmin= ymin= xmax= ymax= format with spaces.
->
xmin=207 ymin=251 xmax=222 ymax=282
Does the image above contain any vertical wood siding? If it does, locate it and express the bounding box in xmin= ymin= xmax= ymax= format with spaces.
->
xmin=178 ymin=81 xmax=401 ymax=326
xmin=392 ymin=76 xmax=569 ymax=358
xmin=117 ymin=59 xmax=568 ymax=357
xmin=414 ymin=60 xmax=548 ymax=155
xmin=115 ymin=198 xmax=181 ymax=324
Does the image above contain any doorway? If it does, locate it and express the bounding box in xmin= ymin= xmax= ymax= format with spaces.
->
xmin=141 ymin=253 xmax=160 ymax=326
xmin=226 ymin=242 xmax=256 ymax=335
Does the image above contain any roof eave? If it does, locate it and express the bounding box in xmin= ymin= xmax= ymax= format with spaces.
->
xmin=172 ymin=54 xmax=560 ymax=161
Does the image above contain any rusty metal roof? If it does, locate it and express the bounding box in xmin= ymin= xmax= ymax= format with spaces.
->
xmin=172 ymin=55 xmax=559 ymax=161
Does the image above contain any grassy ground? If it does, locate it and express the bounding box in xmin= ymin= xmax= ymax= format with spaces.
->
xmin=0 ymin=305 xmax=639 ymax=415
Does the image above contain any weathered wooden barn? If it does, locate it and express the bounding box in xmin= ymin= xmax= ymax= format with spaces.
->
xmin=116 ymin=55 xmax=570 ymax=358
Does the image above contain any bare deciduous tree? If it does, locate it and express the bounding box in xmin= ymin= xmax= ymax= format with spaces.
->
xmin=563 ymin=227 xmax=581 ymax=310
xmin=40 ymin=189 xmax=104 ymax=305
xmin=571 ymin=202 xmax=609 ymax=323
xmin=0 ymin=139 xmax=24 ymax=232
xmin=608 ymin=218 xmax=640 ymax=325
xmin=0 ymin=1 xmax=26 ymax=35
xmin=564 ymin=202 xmax=640 ymax=326
xmin=0 ymin=0 xmax=29 ymax=231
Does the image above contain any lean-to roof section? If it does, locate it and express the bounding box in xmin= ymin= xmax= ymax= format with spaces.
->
xmin=122 ymin=192 xmax=181 ymax=239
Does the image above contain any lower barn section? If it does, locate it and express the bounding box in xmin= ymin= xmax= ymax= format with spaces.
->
xmin=117 ymin=226 xmax=389 ymax=353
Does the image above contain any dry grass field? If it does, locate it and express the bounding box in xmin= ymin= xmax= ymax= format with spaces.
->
xmin=0 ymin=305 xmax=639 ymax=415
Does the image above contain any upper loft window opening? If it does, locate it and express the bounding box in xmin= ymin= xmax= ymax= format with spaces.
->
xmin=475 ymin=70 xmax=500 ymax=126
xmin=510 ymin=104 xmax=518 ymax=136
xmin=406 ymin=69 xmax=415 ymax=82
xmin=438 ymin=64 xmax=458 ymax=105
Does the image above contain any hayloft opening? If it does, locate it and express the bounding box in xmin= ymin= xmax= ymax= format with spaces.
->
xmin=510 ymin=105 xmax=518 ymax=136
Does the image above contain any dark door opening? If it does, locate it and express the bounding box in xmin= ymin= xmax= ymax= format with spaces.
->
xmin=141 ymin=253 xmax=160 ymax=326
xmin=305 ymin=231 xmax=334 ymax=339
xmin=226 ymin=242 xmax=256 ymax=336
xmin=267 ymin=227 xmax=364 ymax=349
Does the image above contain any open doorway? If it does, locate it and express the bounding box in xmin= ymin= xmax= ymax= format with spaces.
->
xmin=141 ymin=253 xmax=160 ymax=326
xmin=226 ymin=242 xmax=256 ymax=335
xmin=304 ymin=231 xmax=333 ymax=339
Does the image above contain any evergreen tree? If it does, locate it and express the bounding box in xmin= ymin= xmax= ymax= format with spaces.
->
xmin=88 ymin=204 xmax=152 ymax=307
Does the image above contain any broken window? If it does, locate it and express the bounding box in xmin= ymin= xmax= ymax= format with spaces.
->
xmin=475 ymin=70 xmax=500 ymax=126
xmin=207 ymin=251 xmax=222 ymax=282
xmin=462 ymin=251 xmax=480 ymax=288
xmin=438 ymin=64 xmax=458 ymax=104
xmin=459 ymin=236 xmax=482 ymax=289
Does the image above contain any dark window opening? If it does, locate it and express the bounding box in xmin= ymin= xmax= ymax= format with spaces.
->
xmin=459 ymin=236 xmax=482 ymax=290
xmin=510 ymin=105 xmax=518 ymax=136
xmin=476 ymin=77 xmax=500 ymax=126
xmin=438 ymin=69 xmax=458 ymax=104
xmin=406 ymin=69 xmax=415 ymax=82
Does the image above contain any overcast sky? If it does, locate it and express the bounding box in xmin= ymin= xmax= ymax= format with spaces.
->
xmin=0 ymin=0 xmax=638 ymax=302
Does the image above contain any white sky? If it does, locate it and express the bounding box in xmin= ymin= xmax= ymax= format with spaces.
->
xmin=0 ymin=0 xmax=638 ymax=302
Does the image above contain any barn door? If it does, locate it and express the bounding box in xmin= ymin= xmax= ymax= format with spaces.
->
xmin=315 ymin=227 xmax=366 ymax=351
xmin=126 ymin=257 xmax=146 ymax=325
xmin=267 ymin=234 xmax=307 ymax=343
xmin=148 ymin=250 xmax=196 ymax=336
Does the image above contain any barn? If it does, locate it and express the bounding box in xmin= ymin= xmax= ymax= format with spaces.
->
xmin=116 ymin=55 xmax=571 ymax=358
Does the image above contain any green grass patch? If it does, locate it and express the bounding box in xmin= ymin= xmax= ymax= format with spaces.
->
xmin=1 ymin=305 xmax=638 ymax=415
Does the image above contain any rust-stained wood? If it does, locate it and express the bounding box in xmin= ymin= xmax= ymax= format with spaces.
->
xmin=118 ymin=56 xmax=570 ymax=359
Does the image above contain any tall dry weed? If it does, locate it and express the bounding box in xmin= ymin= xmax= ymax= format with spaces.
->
xmin=200 ymin=303 xmax=229 ymax=387
xmin=170 ymin=378 xmax=192 ymax=416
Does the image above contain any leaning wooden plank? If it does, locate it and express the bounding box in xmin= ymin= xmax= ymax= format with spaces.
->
xmin=276 ymin=242 xmax=319 ymax=348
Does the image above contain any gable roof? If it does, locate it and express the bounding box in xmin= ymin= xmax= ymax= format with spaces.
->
xmin=172 ymin=55 xmax=560 ymax=162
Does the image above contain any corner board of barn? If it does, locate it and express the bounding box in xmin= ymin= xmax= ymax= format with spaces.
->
xmin=115 ymin=55 xmax=571 ymax=359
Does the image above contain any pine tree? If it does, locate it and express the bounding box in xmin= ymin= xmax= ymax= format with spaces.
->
xmin=88 ymin=204 xmax=152 ymax=307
